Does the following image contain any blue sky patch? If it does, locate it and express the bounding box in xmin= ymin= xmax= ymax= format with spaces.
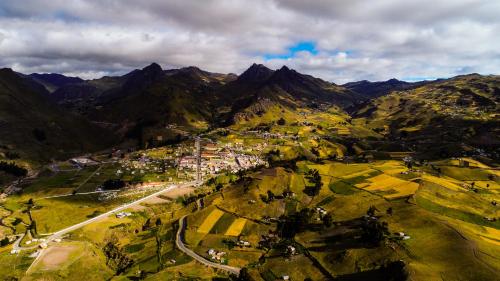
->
xmin=264 ymin=41 xmax=318 ymax=60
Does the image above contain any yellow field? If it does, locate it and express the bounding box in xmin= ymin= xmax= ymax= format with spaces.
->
xmin=225 ymin=218 xmax=247 ymax=236
xmin=197 ymin=209 xmax=224 ymax=234
xmin=337 ymin=128 xmax=350 ymax=135
xmin=341 ymin=169 xmax=374 ymax=179
xmin=361 ymin=174 xmax=406 ymax=190
xmin=383 ymin=168 xmax=407 ymax=175
xmin=384 ymin=182 xmax=419 ymax=199
xmin=479 ymin=227 xmax=500 ymax=246
xmin=355 ymin=173 xmax=419 ymax=199
xmin=450 ymin=219 xmax=500 ymax=246
xmin=422 ymin=174 xmax=463 ymax=191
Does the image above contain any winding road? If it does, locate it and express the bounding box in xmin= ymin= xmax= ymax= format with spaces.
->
xmin=176 ymin=215 xmax=241 ymax=276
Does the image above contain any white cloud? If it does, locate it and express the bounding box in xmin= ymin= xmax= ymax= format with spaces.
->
xmin=0 ymin=0 xmax=499 ymax=83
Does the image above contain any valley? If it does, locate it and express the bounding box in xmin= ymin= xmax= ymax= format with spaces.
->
xmin=0 ymin=63 xmax=498 ymax=281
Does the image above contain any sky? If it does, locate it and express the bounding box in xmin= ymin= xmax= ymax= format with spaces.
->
xmin=0 ymin=0 xmax=499 ymax=83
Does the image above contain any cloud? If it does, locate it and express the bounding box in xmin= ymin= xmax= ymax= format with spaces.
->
xmin=0 ymin=0 xmax=499 ymax=83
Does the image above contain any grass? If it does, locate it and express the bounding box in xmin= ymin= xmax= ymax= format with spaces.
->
xmin=197 ymin=209 xmax=224 ymax=234
xmin=416 ymin=196 xmax=500 ymax=229
xmin=355 ymin=173 xmax=420 ymax=199
xmin=25 ymin=241 xmax=114 ymax=281
xmin=210 ymin=212 xmax=235 ymax=235
xmin=329 ymin=181 xmax=356 ymax=195
xmin=225 ymin=218 xmax=247 ymax=236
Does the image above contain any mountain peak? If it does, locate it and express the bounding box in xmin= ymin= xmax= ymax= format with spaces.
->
xmin=238 ymin=63 xmax=273 ymax=83
xmin=279 ymin=65 xmax=291 ymax=71
xmin=142 ymin=62 xmax=163 ymax=73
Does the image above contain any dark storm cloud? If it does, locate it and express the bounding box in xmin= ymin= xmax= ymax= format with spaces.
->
xmin=0 ymin=0 xmax=499 ymax=82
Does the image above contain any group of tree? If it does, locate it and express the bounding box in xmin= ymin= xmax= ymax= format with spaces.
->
xmin=361 ymin=206 xmax=389 ymax=246
xmin=304 ymin=169 xmax=322 ymax=196
xmin=0 ymin=161 xmax=28 ymax=177
xmin=277 ymin=208 xmax=313 ymax=239
xmin=102 ymin=179 xmax=126 ymax=190
xmin=0 ymin=237 xmax=10 ymax=247
xmin=32 ymin=128 xmax=47 ymax=142
xmin=260 ymin=190 xmax=276 ymax=203
xmin=103 ymin=239 xmax=134 ymax=275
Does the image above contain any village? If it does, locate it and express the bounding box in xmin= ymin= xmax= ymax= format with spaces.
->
xmin=177 ymin=138 xmax=267 ymax=181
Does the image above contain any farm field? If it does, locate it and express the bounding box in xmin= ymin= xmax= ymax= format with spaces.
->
xmin=1 ymin=148 xmax=499 ymax=281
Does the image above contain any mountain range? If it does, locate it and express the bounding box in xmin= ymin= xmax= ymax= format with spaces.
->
xmin=0 ymin=63 xmax=498 ymax=163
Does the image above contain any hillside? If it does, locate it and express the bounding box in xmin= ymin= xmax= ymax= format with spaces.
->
xmin=28 ymin=73 xmax=84 ymax=93
xmin=0 ymin=68 xmax=116 ymax=164
xmin=344 ymin=78 xmax=427 ymax=98
xmin=352 ymin=74 xmax=500 ymax=158
xmin=215 ymin=64 xmax=363 ymax=126
xmin=72 ymin=64 xmax=238 ymax=145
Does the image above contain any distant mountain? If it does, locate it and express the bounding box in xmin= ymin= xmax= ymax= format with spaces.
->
xmin=28 ymin=73 xmax=84 ymax=92
xmin=215 ymin=64 xmax=363 ymax=125
xmin=352 ymin=74 xmax=500 ymax=157
xmin=67 ymin=63 xmax=237 ymax=145
xmin=50 ymin=75 xmax=125 ymax=108
xmin=343 ymin=78 xmax=429 ymax=98
xmin=13 ymin=63 xmax=498 ymax=159
xmin=0 ymin=68 xmax=116 ymax=163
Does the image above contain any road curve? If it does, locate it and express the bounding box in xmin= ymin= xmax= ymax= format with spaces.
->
xmin=176 ymin=215 xmax=241 ymax=276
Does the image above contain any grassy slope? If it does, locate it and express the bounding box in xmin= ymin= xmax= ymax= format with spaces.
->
xmin=353 ymin=74 xmax=499 ymax=150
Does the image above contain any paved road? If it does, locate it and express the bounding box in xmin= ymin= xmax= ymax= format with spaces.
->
xmin=176 ymin=215 xmax=241 ymax=276
xmin=16 ymin=182 xmax=195 ymax=252
xmin=40 ymin=189 xmax=120 ymax=200
xmin=46 ymin=182 xmax=195 ymax=242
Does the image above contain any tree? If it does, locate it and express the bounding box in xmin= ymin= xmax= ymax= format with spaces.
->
xmin=323 ymin=213 xmax=333 ymax=228
xmin=155 ymin=218 xmax=162 ymax=226
xmin=278 ymin=208 xmax=313 ymax=238
xmin=267 ymin=190 xmax=275 ymax=201
xmin=102 ymin=179 xmax=126 ymax=190
xmin=103 ymin=241 xmax=134 ymax=274
xmin=29 ymin=220 xmax=37 ymax=235
xmin=304 ymin=169 xmax=323 ymax=196
xmin=238 ymin=268 xmax=253 ymax=281
xmin=367 ymin=206 xmax=378 ymax=217
xmin=0 ymin=237 xmax=9 ymax=246
xmin=142 ymin=218 xmax=151 ymax=231
xmin=386 ymin=207 xmax=393 ymax=216
xmin=32 ymin=128 xmax=46 ymax=142
xmin=277 ymin=117 xmax=286 ymax=125
xmin=0 ymin=161 xmax=28 ymax=177
xmin=361 ymin=220 xmax=389 ymax=246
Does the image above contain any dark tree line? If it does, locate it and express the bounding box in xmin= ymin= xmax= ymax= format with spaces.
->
xmin=102 ymin=179 xmax=126 ymax=190
xmin=304 ymin=169 xmax=322 ymax=196
xmin=0 ymin=161 xmax=28 ymax=177
xmin=103 ymin=241 xmax=134 ymax=275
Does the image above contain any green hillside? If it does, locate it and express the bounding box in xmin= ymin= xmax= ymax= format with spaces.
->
xmin=0 ymin=68 xmax=116 ymax=166
xmin=352 ymin=74 xmax=500 ymax=159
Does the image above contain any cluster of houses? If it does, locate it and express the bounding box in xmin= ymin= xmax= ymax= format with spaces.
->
xmin=116 ymin=212 xmax=132 ymax=219
xmin=117 ymin=155 xmax=174 ymax=178
xmin=207 ymin=248 xmax=226 ymax=263
xmin=236 ymin=240 xmax=251 ymax=247
xmin=178 ymin=141 xmax=266 ymax=180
